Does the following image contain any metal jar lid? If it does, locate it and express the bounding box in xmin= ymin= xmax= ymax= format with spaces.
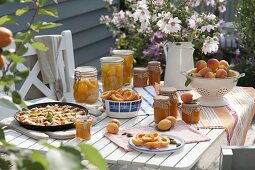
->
xmin=111 ymin=50 xmax=134 ymax=55
xmin=100 ymin=56 xmax=124 ymax=63
xmin=74 ymin=66 xmax=97 ymax=77
xmin=148 ymin=61 xmax=160 ymax=66
xmin=133 ymin=67 xmax=148 ymax=73
xmin=159 ymin=87 xmax=177 ymax=94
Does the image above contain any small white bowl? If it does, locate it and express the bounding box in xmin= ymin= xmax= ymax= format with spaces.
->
xmin=102 ymin=98 xmax=142 ymax=118
xmin=181 ymin=70 xmax=245 ymax=107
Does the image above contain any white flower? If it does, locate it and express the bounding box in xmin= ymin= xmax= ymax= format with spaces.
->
xmin=207 ymin=14 xmax=216 ymax=20
xmin=100 ymin=15 xmax=111 ymax=25
xmin=202 ymin=37 xmax=219 ymax=54
xmin=189 ymin=0 xmax=201 ymax=7
xmin=157 ymin=13 xmax=182 ymax=34
xmin=218 ymin=4 xmax=226 ymax=13
xmin=204 ymin=0 xmax=215 ymax=6
xmin=201 ymin=24 xmax=215 ymax=32
xmin=103 ymin=0 xmax=113 ymax=5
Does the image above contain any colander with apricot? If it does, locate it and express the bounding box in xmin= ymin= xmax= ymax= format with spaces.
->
xmin=101 ymin=89 xmax=142 ymax=118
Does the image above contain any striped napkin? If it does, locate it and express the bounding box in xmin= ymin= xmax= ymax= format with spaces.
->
xmin=104 ymin=120 xmax=210 ymax=152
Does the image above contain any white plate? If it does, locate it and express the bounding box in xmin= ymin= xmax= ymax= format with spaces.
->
xmin=128 ymin=135 xmax=185 ymax=154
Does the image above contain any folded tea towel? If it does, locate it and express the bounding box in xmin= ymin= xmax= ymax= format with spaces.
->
xmin=104 ymin=120 xmax=210 ymax=151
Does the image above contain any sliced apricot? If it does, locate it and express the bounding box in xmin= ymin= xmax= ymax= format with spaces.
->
xmin=159 ymin=136 xmax=170 ymax=147
xmin=106 ymin=122 xmax=119 ymax=134
xmin=141 ymin=135 xmax=154 ymax=142
xmin=136 ymin=133 xmax=146 ymax=140
xmin=132 ymin=138 xmax=145 ymax=146
xmin=146 ymin=141 xmax=161 ymax=149
xmin=148 ymin=132 xmax=160 ymax=141
xmin=109 ymin=119 xmax=120 ymax=127
xmin=111 ymin=93 xmax=124 ymax=101
xmin=83 ymin=78 xmax=97 ymax=89
xmin=116 ymin=89 xmax=124 ymax=95
xmin=101 ymin=91 xmax=112 ymax=100
xmin=137 ymin=93 xmax=142 ymax=99
xmin=122 ymin=90 xmax=136 ymax=101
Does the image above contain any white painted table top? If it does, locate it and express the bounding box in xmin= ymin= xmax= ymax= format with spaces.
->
xmin=1 ymin=92 xmax=226 ymax=170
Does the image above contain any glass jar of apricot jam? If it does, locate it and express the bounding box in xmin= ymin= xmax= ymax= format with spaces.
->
xmin=100 ymin=56 xmax=124 ymax=91
xmin=112 ymin=50 xmax=134 ymax=85
xmin=75 ymin=115 xmax=92 ymax=140
xmin=159 ymin=87 xmax=178 ymax=118
xmin=153 ymin=95 xmax=170 ymax=124
xmin=181 ymin=103 xmax=201 ymax=124
xmin=73 ymin=66 xmax=99 ymax=104
xmin=133 ymin=67 xmax=148 ymax=87
xmin=148 ymin=61 xmax=161 ymax=86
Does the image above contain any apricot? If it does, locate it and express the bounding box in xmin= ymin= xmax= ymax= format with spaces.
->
xmin=136 ymin=133 xmax=146 ymax=140
xmin=207 ymin=58 xmax=220 ymax=72
xmin=141 ymin=135 xmax=155 ymax=142
xmin=146 ymin=141 xmax=161 ymax=149
xmin=192 ymin=73 xmax=202 ymax=77
xmin=0 ymin=54 xmax=5 ymax=70
xmin=166 ymin=116 xmax=177 ymax=126
xmin=189 ymin=68 xmax=198 ymax=74
xmin=219 ymin=60 xmax=229 ymax=69
xmin=157 ymin=119 xmax=172 ymax=131
xmin=198 ymin=67 xmax=212 ymax=77
xmin=106 ymin=122 xmax=119 ymax=134
xmin=0 ymin=27 xmax=13 ymax=48
xmin=215 ymin=69 xmax=227 ymax=78
xmin=111 ymin=93 xmax=124 ymax=101
xmin=196 ymin=60 xmax=207 ymax=71
xmin=218 ymin=65 xmax=227 ymax=70
xmin=158 ymin=136 xmax=170 ymax=147
xmin=132 ymin=138 xmax=145 ymax=146
xmin=116 ymin=89 xmax=124 ymax=95
xmin=204 ymin=72 xmax=215 ymax=78
xmin=181 ymin=92 xmax=193 ymax=103
xmin=101 ymin=91 xmax=111 ymax=100
xmin=109 ymin=119 xmax=120 ymax=127
xmin=228 ymin=70 xmax=237 ymax=77
xmin=122 ymin=90 xmax=136 ymax=101
xmin=149 ymin=132 xmax=160 ymax=141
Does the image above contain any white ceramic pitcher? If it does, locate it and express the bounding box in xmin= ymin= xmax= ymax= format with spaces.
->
xmin=163 ymin=42 xmax=194 ymax=90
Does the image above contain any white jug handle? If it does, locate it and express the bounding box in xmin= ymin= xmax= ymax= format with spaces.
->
xmin=163 ymin=42 xmax=168 ymax=60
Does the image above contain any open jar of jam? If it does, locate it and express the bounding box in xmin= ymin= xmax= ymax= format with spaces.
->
xmin=153 ymin=95 xmax=170 ymax=124
xmin=148 ymin=61 xmax=161 ymax=86
xmin=112 ymin=50 xmax=134 ymax=85
xmin=133 ymin=67 xmax=148 ymax=87
xmin=73 ymin=66 xmax=99 ymax=104
xmin=159 ymin=87 xmax=178 ymax=118
xmin=100 ymin=56 xmax=124 ymax=91
xmin=75 ymin=115 xmax=92 ymax=140
xmin=182 ymin=103 xmax=201 ymax=124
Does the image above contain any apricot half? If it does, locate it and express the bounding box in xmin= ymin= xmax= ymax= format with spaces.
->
xmin=132 ymin=138 xmax=145 ymax=146
xmin=111 ymin=93 xmax=124 ymax=101
xmin=101 ymin=91 xmax=111 ymax=100
xmin=159 ymin=136 xmax=170 ymax=147
xmin=106 ymin=122 xmax=119 ymax=134
xmin=136 ymin=133 xmax=146 ymax=140
xmin=146 ymin=141 xmax=161 ymax=149
xmin=122 ymin=90 xmax=136 ymax=101
xmin=109 ymin=119 xmax=120 ymax=127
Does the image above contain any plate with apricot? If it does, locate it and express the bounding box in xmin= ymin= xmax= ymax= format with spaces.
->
xmin=128 ymin=132 xmax=185 ymax=154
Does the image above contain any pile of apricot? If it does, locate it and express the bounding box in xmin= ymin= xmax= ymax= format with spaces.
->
xmin=101 ymin=89 xmax=142 ymax=101
xmin=189 ymin=58 xmax=237 ymax=78
xmin=132 ymin=132 xmax=171 ymax=149
xmin=157 ymin=116 xmax=177 ymax=131
xmin=106 ymin=119 xmax=120 ymax=134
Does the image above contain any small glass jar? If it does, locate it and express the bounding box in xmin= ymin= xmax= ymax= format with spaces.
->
xmin=75 ymin=115 xmax=92 ymax=140
xmin=153 ymin=95 xmax=170 ymax=124
xmin=182 ymin=103 xmax=201 ymax=124
xmin=100 ymin=56 xmax=124 ymax=91
xmin=133 ymin=67 xmax=148 ymax=87
xmin=148 ymin=61 xmax=161 ymax=86
xmin=112 ymin=50 xmax=134 ymax=85
xmin=159 ymin=87 xmax=178 ymax=118
xmin=73 ymin=66 xmax=99 ymax=104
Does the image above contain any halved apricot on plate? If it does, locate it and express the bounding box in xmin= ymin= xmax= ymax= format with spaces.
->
xmin=146 ymin=141 xmax=161 ymax=149
xmin=159 ymin=136 xmax=170 ymax=147
xmin=132 ymin=138 xmax=145 ymax=146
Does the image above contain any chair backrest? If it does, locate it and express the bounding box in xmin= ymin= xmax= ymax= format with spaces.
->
xmin=3 ymin=30 xmax=75 ymax=100
xmin=220 ymin=146 xmax=255 ymax=170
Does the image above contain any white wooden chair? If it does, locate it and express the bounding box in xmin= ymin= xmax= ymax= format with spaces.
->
xmin=0 ymin=30 xmax=75 ymax=119
xmin=220 ymin=146 xmax=255 ymax=170
xmin=4 ymin=30 xmax=75 ymax=100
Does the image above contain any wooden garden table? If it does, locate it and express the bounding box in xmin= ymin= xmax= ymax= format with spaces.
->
xmin=2 ymin=85 xmax=255 ymax=170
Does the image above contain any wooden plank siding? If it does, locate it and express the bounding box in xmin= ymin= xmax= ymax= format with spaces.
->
xmin=0 ymin=0 xmax=239 ymax=70
xmin=0 ymin=0 xmax=119 ymax=71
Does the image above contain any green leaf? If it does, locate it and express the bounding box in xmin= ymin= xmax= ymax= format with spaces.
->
xmin=46 ymin=111 xmax=53 ymax=122
xmin=2 ymin=50 xmax=10 ymax=56
xmin=3 ymin=85 xmax=9 ymax=93
xmin=38 ymin=0 xmax=48 ymax=7
xmin=0 ymin=156 xmax=11 ymax=170
xmin=12 ymin=90 xmax=22 ymax=104
xmin=15 ymin=6 xmax=29 ymax=16
xmin=0 ymin=0 xmax=7 ymax=5
xmin=0 ymin=15 xmax=15 ymax=25
xmin=16 ymin=43 xmax=28 ymax=56
xmin=0 ymin=128 xmax=5 ymax=141
xmin=18 ymin=159 xmax=45 ymax=170
xmin=8 ymin=53 xmax=25 ymax=63
xmin=31 ymin=42 xmax=48 ymax=51
xmin=79 ymin=144 xmax=108 ymax=170
xmin=59 ymin=146 xmax=82 ymax=160
xmin=46 ymin=148 xmax=83 ymax=170
xmin=185 ymin=78 xmax=192 ymax=87
xmin=15 ymin=70 xmax=29 ymax=78
xmin=21 ymin=0 xmax=33 ymax=2
xmin=39 ymin=8 xmax=58 ymax=17
xmin=10 ymin=62 xmax=17 ymax=73
xmin=39 ymin=22 xmax=62 ymax=30
xmin=21 ymin=99 xmax=28 ymax=110
xmin=32 ymin=151 xmax=48 ymax=168
xmin=0 ymin=96 xmax=21 ymax=110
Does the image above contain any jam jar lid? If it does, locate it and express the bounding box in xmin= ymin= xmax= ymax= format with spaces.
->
xmin=74 ymin=66 xmax=97 ymax=77
xmin=111 ymin=49 xmax=134 ymax=55
xmin=148 ymin=61 xmax=160 ymax=66
xmin=133 ymin=67 xmax=148 ymax=73
xmin=154 ymin=95 xmax=169 ymax=102
xmin=159 ymin=87 xmax=177 ymax=94
xmin=100 ymin=56 xmax=124 ymax=63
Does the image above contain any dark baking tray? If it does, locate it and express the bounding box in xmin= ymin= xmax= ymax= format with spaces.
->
xmin=14 ymin=102 xmax=88 ymax=131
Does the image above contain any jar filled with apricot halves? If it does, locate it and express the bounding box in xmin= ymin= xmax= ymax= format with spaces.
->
xmin=159 ymin=87 xmax=178 ymax=118
xmin=73 ymin=66 xmax=99 ymax=104
xmin=153 ymin=95 xmax=170 ymax=124
xmin=181 ymin=103 xmax=201 ymax=124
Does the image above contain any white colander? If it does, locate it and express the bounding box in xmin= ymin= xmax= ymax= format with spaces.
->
xmin=181 ymin=70 xmax=245 ymax=107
